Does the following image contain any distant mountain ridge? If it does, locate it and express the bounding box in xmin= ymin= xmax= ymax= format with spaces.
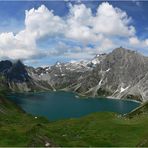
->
xmin=1 ymin=47 xmax=148 ymax=102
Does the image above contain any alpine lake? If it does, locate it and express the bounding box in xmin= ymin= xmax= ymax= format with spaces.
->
xmin=7 ymin=91 xmax=140 ymax=121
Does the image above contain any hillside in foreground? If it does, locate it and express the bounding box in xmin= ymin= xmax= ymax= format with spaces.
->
xmin=0 ymin=95 xmax=148 ymax=147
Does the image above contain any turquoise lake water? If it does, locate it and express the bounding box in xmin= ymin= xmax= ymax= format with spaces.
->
xmin=7 ymin=91 xmax=140 ymax=121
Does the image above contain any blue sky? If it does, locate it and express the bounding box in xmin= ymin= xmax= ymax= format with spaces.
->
xmin=0 ymin=1 xmax=148 ymax=67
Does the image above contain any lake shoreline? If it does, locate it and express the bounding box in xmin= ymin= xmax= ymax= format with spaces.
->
xmin=7 ymin=91 xmax=140 ymax=121
xmin=8 ymin=89 xmax=142 ymax=104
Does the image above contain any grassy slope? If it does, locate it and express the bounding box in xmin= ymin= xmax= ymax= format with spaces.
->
xmin=0 ymin=96 xmax=148 ymax=147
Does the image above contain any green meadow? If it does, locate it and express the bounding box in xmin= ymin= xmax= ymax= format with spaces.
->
xmin=0 ymin=95 xmax=148 ymax=147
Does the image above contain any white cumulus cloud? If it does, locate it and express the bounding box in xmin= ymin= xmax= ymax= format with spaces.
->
xmin=0 ymin=2 xmax=147 ymax=61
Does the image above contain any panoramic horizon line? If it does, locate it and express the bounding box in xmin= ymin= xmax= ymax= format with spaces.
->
xmin=0 ymin=46 xmax=144 ymax=68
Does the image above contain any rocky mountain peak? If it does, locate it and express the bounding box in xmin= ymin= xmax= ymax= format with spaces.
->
xmin=5 ymin=60 xmax=30 ymax=82
xmin=110 ymin=47 xmax=142 ymax=58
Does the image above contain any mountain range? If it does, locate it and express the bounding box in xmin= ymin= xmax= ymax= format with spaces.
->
xmin=1 ymin=47 xmax=148 ymax=102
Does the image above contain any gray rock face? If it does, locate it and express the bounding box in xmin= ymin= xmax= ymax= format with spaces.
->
xmin=1 ymin=47 xmax=148 ymax=102
xmin=75 ymin=48 xmax=148 ymax=102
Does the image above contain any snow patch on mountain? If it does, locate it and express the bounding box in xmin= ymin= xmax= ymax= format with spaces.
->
xmin=120 ymin=86 xmax=129 ymax=93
